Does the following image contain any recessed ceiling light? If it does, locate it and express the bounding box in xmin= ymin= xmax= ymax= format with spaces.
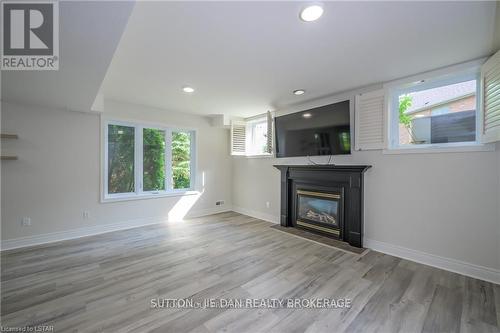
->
xmin=303 ymin=113 xmax=312 ymax=118
xmin=182 ymin=86 xmax=195 ymax=93
xmin=300 ymin=5 xmax=324 ymax=22
xmin=293 ymin=89 xmax=306 ymax=95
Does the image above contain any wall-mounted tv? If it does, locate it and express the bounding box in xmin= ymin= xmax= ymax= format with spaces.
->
xmin=274 ymin=100 xmax=351 ymax=158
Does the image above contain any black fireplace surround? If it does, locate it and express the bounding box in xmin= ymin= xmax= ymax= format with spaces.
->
xmin=274 ymin=165 xmax=371 ymax=248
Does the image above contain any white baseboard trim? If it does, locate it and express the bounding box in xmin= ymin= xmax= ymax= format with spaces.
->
xmin=1 ymin=206 xmax=232 ymax=251
xmin=365 ymin=238 xmax=500 ymax=285
xmin=232 ymin=206 xmax=279 ymax=224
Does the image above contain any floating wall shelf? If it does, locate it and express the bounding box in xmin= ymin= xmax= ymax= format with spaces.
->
xmin=1 ymin=134 xmax=18 ymax=139
xmin=1 ymin=133 xmax=19 ymax=160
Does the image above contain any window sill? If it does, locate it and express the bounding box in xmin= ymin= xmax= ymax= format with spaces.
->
xmin=383 ymin=143 xmax=495 ymax=155
xmin=232 ymin=154 xmax=274 ymax=159
xmin=102 ymin=190 xmax=199 ymax=203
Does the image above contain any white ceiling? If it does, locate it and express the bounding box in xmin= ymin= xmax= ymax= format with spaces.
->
xmin=102 ymin=1 xmax=497 ymax=118
xmin=1 ymin=1 xmax=134 ymax=112
xmin=1 ymin=2 xmax=497 ymax=117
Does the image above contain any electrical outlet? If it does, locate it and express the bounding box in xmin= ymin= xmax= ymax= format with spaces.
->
xmin=21 ymin=217 xmax=31 ymax=226
xmin=83 ymin=211 xmax=90 ymax=219
xmin=266 ymin=201 xmax=270 ymax=208
xmin=216 ymin=200 xmax=225 ymax=206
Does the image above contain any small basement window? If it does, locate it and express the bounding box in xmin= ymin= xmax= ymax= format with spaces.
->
xmin=246 ymin=117 xmax=270 ymax=156
xmin=231 ymin=112 xmax=273 ymax=157
xmin=389 ymin=72 xmax=480 ymax=149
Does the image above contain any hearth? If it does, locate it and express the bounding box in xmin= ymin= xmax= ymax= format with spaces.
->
xmin=274 ymin=165 xmax=371 ymax=248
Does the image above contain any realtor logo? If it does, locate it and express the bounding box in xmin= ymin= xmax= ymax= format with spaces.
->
xmin=1 ymin=1 xmax=59 ymax=70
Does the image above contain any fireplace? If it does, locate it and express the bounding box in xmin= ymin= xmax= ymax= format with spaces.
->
xmin=274 ymin=165 xmax=371 ymax=248
xmin=296 ymin=189 xmax=342 ymax=238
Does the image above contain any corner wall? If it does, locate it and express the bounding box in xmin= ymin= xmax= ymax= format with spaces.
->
xmin=1 ymin=101 xmax=232 ymax=247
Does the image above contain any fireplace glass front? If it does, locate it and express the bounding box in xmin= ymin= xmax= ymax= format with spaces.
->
xmin=296 ymin=190 xmax=341 ymax=231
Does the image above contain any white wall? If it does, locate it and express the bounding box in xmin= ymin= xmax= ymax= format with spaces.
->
xmin=1 ymin=101 xmax=232 ymax=242
xmin=493 ymin=2 xmax=500 ymax=52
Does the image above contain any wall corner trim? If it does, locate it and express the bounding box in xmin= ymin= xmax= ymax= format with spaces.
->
xmin=365 ymin=238 xmax=500 ymax=285
xmin=231 ymin=206 xmax=280 ymax=224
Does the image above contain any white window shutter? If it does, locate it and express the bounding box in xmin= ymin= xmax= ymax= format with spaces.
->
xmin=230 ymin=120 xmax=246 ymax=155
xmin=266 ymin=111 xmax=273 ymax=154
xmin=355 ymin=89 xmax=386 ymax=150
xmin=480 ymin=50 xmax=500 ymax=143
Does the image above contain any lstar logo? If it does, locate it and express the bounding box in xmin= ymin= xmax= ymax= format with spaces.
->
xmin=1 ymin=1 xmax=59 ymax=70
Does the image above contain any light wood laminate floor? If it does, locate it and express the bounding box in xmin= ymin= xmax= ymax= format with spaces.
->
xmin=1 ymin=212 xmax=499 ymax=333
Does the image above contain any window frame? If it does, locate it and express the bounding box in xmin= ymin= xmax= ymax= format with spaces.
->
xmin=102 ymin=118 xmax=197 ymax=202
xmin=386 ymin=67 xmax=487 ymax=152
xmin=245 ymin=117 xmax=270 ymax=157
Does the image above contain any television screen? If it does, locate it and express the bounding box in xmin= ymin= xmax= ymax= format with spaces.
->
xmin=274 ymin=100 xmax=351 ymax=158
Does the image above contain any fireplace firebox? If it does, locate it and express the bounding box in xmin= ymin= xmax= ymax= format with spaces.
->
xmin=296 ymin=189 xmax=343 ymax=238
xmin=274 ymin=165 xmax=371 ymax=248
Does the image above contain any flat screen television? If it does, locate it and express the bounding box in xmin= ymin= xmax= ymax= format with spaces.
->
xmin=274 ymin=100 xmax=351 ymax=158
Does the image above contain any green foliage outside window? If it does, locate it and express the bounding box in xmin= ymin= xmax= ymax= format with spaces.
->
xmin=107 ymin=125 xmax=192 ymax=194
xmin=172 ymin=132 xmax=191 ymax=189
xmin=399 ymin=94 xmax=417 ymax=143
xmin=108 ymin=125 xmax=135 ymax=194
xmin=143 ymin=128 xmax=166 ymax=191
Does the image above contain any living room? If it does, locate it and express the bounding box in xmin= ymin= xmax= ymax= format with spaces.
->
xmin=1 ymin=1 xmax=499 ymax=332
